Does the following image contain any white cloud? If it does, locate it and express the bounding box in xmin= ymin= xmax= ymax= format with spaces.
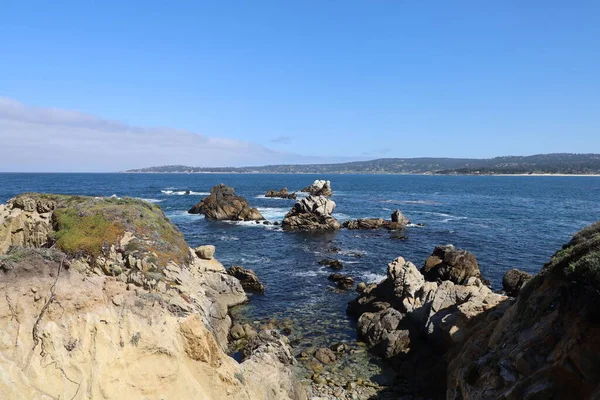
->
xmin=0 ymin=97 xmax=319 ymax=172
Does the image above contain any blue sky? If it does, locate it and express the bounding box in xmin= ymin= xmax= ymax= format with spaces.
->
xmin=0 ymin=1 xmax=599 ymax=170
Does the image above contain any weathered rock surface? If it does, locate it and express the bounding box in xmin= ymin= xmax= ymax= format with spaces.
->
xmin=343 ymin=210 xmax=410 ymax=230
xmin=348 ymin=252 xmax=507 ymax=397
xmin=189 ymin=184 xmax=264 ymax=221
xmin=266 ymin=188 xmax=297 ymax=199
xmin=502 ymin=268 xmax=533 ymax=296
xmin=195 ymin=244 xmax=216 ymax=260
xmin=227 ymin=266 xmax=265 ymax=293
xmin=421 ymin=244 xmax=482 ymax=284
xmin=447 ymin=221 xmax=600 ymax=400
xmin=282 ymin=196 xmax=341 ymax=232
xmin=0 ymin=194 xmax=304 ymax=400
xmin=300 ymin=180 xmax=333 ymax=197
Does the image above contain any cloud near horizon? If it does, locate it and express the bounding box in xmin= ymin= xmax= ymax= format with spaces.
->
xmin=0 ymin=97 xmax=347 ymax=172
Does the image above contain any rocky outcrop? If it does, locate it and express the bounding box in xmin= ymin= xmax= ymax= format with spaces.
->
xmin=227 ymin=266 xmax=265 ymax=294
xmin=188 ymin=184 xmax=264 ymax=221
xmin=0 ymin=194 xmax=304 ymax=400
xmin=347 ymin=251 xmax=507 ymax=396
xmin=0 ymin=195 xmax=56 ymax=253
xmin=421 ymin=245 xmax=482 ymax=284
xmin=266 ymin=188 xmax=297 ymax=199
xmin=300 ymin=180 xmax=333 ymax=197
xmin=282 ymin=196 xmax=341 ymax=232
xmin=447 ymin=221 xmax=600 ymax=400
xmin=502 ymin=268 xmax=533 ymax=296
xmin=343 ymin=210 xmax=410 ymax=230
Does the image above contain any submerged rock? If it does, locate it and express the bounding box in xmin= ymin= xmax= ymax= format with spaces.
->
xmin=188 ymin=184 xmax=264 ymax=221
xmin=265 ymin=188 xmax=297 ymax=199
xmin=314 ymin=347 xmax=337 ymax=364
xmin=227 ymin=266 xmax=265 ymax=293
xmin=328 ymin=273 xmax=355 ymax=290
xmin=281 ymin=196 xmax=341 ymax=232
xmin=300 ymin=180 xmax=333 ymax=197
xmin=318 ymin=259 xmax=343 ymax=270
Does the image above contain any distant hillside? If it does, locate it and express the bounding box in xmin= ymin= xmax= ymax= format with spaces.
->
xmin=125 ymin=153 xmax=600 ymax=175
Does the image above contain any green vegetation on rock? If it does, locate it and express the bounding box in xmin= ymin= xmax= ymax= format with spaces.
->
xmin=13 ymin=193 xmax=191 ymax=267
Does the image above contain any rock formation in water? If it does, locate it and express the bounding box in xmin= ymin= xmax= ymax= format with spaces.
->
xmin=0 ymin=194 xmax=304 ymax=400
xmin=188 ymin=184 xmax=264 ymax=221
xmin=282 ymin=196 xmax=341 ymax=232
xmin=343 ymin=209 xmax=410 ymax=230
xmin=300 ymin=180 xmax=333 ymax=197
xmin=265 ymin=188 xmax=297 ymax=199
xmin=227 ymin=266 xmax=265 ymax=293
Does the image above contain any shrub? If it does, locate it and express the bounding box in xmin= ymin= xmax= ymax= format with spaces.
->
xmin=53 ymin=209 xmax=124 ymax=257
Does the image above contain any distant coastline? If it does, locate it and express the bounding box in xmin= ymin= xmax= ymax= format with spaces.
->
xmin=122 ymin=153 xmax=600 ymax=176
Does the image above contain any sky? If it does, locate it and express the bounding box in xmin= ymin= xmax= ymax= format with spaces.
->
xmin=0 ymin=1 xmax=599 ymax=171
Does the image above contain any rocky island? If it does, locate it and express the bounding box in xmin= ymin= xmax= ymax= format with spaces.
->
xmin=189 ymin=184 xmax=264 ymax=221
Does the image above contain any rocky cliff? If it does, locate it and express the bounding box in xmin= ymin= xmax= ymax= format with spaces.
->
xmin=349 ymin=223 xmax=600 ymax=399
xmin=0 ymin=194 xmax=304 ymax=400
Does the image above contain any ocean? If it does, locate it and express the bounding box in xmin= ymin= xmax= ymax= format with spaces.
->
xmin=2 ymin=172 xmax=599 ymax=353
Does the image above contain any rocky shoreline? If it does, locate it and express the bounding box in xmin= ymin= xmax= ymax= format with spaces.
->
xmin=2 ymin=192 xmax=600 ymax=399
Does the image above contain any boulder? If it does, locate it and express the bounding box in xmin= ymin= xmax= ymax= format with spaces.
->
xmin=194 ymin=245 xmax=215 ymax=260
xmin=300 ymin=180 xmax=333 ymax=197
xmin=421 ymin=245 xmax=482 ymax=284
xmin=281 ymin=196 xmax=341 ymax=232
xmin=188 ymin=184 xmax=264 ymax=221
xmin=227 ymin=266 xmax=265 ymax=293
xmin=265 ymin=188 xmax=297 ymax=200
xmin=502 ymin=268 xmax=533 ymax=296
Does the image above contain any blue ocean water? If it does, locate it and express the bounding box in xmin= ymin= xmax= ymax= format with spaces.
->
xmin=1 ymin=173 xmax=599 ymax=346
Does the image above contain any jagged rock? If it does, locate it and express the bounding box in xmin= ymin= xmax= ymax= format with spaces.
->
xmin=188 ymin=184 xmax=264 ymax=221
xmin=391 ymin=209 xmax=409 ymax=224
xmin=314 ymin=348 xmax=337 ymax=364
xmin=348 ymin=249 xmax=506 ymax=363
xmin=227 ymin=266 xmax=265 ymax=293
xmin=502 ymin=268 xmax=533 ymax=296
xmin=281 ymin=196 xmax=340 ymax=232
xmin=328 ymin=273 xmax=354 ymax=290
xmin=447 ymin=221 xmax=600 ymax=400
xmin=194 ymin=245 xmax=216 ymax=260
xmin=300 ymin=180 xmax=333 ymax=196
xmin=421 ymin=245 xmax=482 ymax=284
xmin=265 ymin=188 xmax=297 ymax=199
xmin=318 ymin=259 xmax=343 ymax=270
